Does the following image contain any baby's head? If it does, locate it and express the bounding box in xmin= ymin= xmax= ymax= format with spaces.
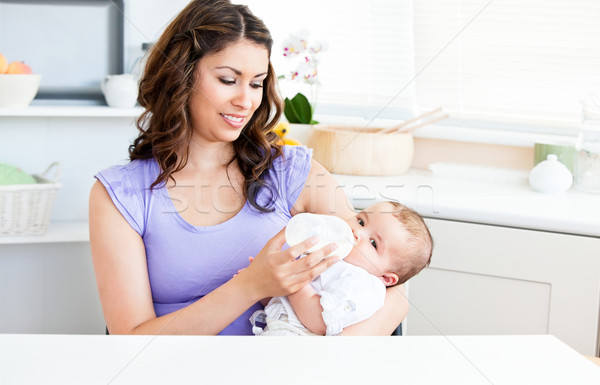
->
xmin=343 ymin=201 xmax=433 ymax=287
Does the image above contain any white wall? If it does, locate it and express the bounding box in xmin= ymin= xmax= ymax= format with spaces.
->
xmin=123 ymin=0 xmax=190 ymax=74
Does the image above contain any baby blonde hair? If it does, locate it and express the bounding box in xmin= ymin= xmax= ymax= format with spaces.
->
xmin=388 ymin=202 xmax=433 ymax=285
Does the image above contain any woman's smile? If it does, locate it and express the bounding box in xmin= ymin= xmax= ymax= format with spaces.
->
xmin=221 ymin=113 xmax=247 ymax=128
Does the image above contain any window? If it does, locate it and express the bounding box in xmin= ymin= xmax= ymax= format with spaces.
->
xmin=245 ymin=0 xmax=416 ymax=120
xmin=414 ymin=0 xmax=600 ymax=133
xmin=246 ymin=0 xmax=600 ymax=134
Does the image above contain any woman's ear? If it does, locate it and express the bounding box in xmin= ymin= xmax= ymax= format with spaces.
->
xmin=381 ymin=273 xmax=399 ymax=287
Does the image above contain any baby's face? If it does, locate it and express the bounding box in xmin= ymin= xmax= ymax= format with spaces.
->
xmin=343 ymin=202 xmax=408 ymax=286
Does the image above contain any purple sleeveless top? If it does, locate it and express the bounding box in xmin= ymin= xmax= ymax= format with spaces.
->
xmin=95 ymin=145 xmax=312 ymax=335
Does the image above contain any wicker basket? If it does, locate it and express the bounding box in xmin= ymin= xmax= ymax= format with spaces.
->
xmin=0 ymin=162 xmax=62 ymax=236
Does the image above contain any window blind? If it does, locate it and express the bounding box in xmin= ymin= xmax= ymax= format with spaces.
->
xmin=243 ymin=0 xmax=416 ymax=119
xmin=413 ymin=0 xmax=600 ymax=129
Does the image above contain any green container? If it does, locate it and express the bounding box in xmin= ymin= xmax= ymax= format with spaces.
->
xmin=534 ymin=142 xmax=576 ymax=173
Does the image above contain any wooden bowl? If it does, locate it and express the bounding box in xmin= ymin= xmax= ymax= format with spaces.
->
xmin=307 ymin=124 xmax=414 ymax=176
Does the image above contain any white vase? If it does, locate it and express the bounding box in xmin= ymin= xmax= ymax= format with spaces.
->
xmin=529 ymin=154 xmax=573 ymax=194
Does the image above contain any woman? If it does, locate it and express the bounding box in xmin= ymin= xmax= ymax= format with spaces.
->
xmin=89 ymin=0 xmax=408 ymax=335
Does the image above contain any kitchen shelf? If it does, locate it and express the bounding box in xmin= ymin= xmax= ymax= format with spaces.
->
xmin=0 ymin=105 xmax=143 ymax=118
xmin=0 ymin=220 xmax=89 ymax=245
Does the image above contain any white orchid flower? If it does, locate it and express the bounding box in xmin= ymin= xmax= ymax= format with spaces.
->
xmin=282 ymin=38 xmax=302 ymax=57
xmin=310 ymin=40 xmax=329 ymax=54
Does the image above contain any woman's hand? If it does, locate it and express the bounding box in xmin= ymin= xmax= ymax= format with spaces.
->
xmin=239 ymin=227 xmax=339 ymax=300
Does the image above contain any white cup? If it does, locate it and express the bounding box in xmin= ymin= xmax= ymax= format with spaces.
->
xmin=101 ymin=74 xmax=138 ymax=108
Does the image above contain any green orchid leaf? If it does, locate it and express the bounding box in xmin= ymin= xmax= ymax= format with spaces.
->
xmin=283 ymin=93 xmax=315 ymax=124
xmin=290 ymin=93 xmax=312 ymax=124
xmin=283 ymin=97 xmax=302 ymax=123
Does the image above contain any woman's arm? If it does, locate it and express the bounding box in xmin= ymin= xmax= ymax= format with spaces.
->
xmin=89 ymin=180 xmax=338 ymax=335
xmin=89 ymin=180 xmax=157 ymax=334
xmin=292 ymin=159 xmax=410 ymax=335
xmin=291 ymin=159 xmax=356 ymax=219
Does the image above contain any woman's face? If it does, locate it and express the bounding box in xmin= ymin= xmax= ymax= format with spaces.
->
xmin=189 ymin=39 xmax=269 ymax=144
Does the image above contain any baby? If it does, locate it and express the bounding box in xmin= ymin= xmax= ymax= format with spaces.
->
xmin=250 ymin=201 xmax=433 ymax=336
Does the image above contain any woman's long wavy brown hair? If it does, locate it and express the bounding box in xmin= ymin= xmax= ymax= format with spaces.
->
xmin=130 ymin=0 xmax=283 ymax=211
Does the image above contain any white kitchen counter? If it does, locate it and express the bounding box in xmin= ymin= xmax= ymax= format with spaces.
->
xmin=334 ymin=169 xmax=600 ymax=237
xmin=0 ymin=334 xmax=598 ymax=384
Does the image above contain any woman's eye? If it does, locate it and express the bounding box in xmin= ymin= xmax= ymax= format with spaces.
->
xmin=370 ymin=239 xmax=377 ymax=249
xmin=250 ymin=82 xmax=263 ymax=89
xmin=357 ymin=218 xmax=364 ymax=227
xmin=219 ymin=78 xmax=236 ymax=85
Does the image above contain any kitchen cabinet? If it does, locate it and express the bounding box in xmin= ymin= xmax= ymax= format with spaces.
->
xmin=0 ymin=242 xmax=104 ymax=334
xmin=406 ymin=218 xmax=600 ymax=357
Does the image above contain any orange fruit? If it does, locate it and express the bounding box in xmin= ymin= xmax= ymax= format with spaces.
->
xmin=6 ymin=61 xmax=32 ymax=74
xmin=0 ymin=54 xmax=8 ymax=74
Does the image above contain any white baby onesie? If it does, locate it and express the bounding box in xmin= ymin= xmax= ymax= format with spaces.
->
xmin=251 ymin=261 xmax=386 ymax=336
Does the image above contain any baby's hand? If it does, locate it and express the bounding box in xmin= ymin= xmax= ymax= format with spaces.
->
xmin=233 ymin=256 xmax=255 ymax=277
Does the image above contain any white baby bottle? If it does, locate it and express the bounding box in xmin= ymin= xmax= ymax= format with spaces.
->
xmin=285 ymin=213 xmax=355 ymax=259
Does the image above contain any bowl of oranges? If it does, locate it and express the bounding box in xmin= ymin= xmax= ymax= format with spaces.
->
xmin=0 ymin=53 xmax=40 ymax=108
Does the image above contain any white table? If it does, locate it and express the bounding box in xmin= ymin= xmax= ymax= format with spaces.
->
xmin=1 ymin=334 xmax=599 ymax=384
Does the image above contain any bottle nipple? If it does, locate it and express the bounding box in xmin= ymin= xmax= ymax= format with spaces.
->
xmin=285 ymin=213 xmax=354 ymax=259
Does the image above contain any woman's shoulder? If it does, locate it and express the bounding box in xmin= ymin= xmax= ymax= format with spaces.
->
xmin=94 ymin=158 xmax=158 ymax=237
xmin=271 ymin=145 xmax=313 ymax=169
xmin=279 ymin=143 xmax=312 ymax=158
xmin=96 ymin=158 xmax=159 ymax=189
xmin=101 ymin=158 xmax=156 ymax=172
